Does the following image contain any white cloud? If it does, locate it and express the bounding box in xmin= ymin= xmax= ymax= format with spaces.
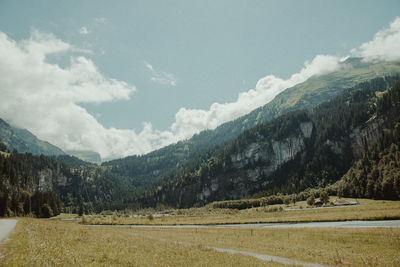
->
xmin=0 ymin=29 xmax=342 ymax=160
xmin=144 ymin=61 xmax=178 ymax=86
xmin=352 ymin=17 xmax=400 ymax=62
xmin=79 ymin=27 xmax=89 ymax=35
xmin=0 ymin=30 xmax=139 ymax=159
xmin=169 ymin=55 xmax=341 ymax=140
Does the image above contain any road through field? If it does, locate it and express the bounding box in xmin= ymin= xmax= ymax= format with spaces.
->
xmin=113 ymin=219 xmax=400 ymax=229
xmin=0 ymin=219 xmax=17 ymax=243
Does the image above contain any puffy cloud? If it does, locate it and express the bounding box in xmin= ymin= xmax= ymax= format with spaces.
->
xmin=169 ymin=55 xmax=340 ymax=139
xmin=144 ymin=61 xmax=178 ymax=86
xmin=0 ymin=30 xmax=138 ymax=159
xmin=353 ymin=17 xmax=400 ymax=62
xmin=0 ymin=29 xmax=341 ymax=160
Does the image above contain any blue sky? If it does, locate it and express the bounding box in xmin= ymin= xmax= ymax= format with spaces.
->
xmin=0 ymin=0 xmax=399 ymax=159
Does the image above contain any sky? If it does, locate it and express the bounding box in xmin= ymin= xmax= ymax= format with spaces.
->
xmin=0 ymin=0 xmax=400 ymax=160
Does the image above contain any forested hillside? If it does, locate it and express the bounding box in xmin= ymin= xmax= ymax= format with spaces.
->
xmin=0 ymin=146 xmax=64 ymax=217
xmin=0 ymin=144 xmax=137 ymax=217
xmin=337 ymin=81 xmax=400 ymax=199
xmin=1 ymin=69 xmax=400 ymax=215
xmin=103 ymin=59 xmax=400 ymax=193
xmin=136 ymin=76 xmax=400 ymax=208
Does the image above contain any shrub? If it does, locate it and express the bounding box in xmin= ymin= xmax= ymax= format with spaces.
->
xmin=41 ymin=204 xmax=53 ymax=218
xmin=307 ymin=195 xmax=315 ymax=206
xmin=283 ymin=196 xmax=290 ymax=206
xmin=320 ymin=190 xmax=330 ymax=204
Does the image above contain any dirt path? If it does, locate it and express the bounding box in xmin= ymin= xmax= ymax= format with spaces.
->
xmin=0 ymin=219 xmax=17 ymax=243
xmin=124 ymin=230 xmax=333 ymax=267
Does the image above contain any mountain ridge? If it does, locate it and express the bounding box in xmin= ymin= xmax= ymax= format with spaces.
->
xmin=103 ymin=58 xmax=400 ymax=192
xmin=0 ymin=118 xmax=65 ymax=156
xmin=137 ymin=76 xmax=400 ymax=208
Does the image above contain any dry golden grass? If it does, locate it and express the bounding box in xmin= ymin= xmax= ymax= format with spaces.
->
xmin=0 ymin=218 xmax=287 ymax=267
xmin=130 ymin=226 xmax=400 ymax=266
xmin=84 ymin=198 xmax=400 ymax=226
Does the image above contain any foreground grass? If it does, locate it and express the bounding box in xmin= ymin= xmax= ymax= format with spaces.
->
xmin=0 ymin=218 xmax=285 ymax=267
xmin=130 ymin=226 xmax=400 ymax=266
xmin=84 ymin=198 xmax=400 ymax=225
xmin=1 ymin=217 xmax=399 ymax=266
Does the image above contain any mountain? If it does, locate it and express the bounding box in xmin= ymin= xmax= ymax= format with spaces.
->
xmin=137 ymin=76 xmax=400 ymax=208
xmin=336 ymin=82 xmax=400 ymax=200
xmin=0 ymin=118 xmax=65 ymax=156
xmin=103 ymin=58 xmax=400 ymax=191
xmin=2 ymin=74 xmax=399 ymax=215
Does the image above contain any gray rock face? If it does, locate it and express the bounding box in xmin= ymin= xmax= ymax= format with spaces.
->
xmin=196 ymin=121 xmax=314 ymax=205
xmin=350 ymin=116 xmax=384 ymax=158
xmin=272 ymin=136 xmax=305 ymax=166
xmin=300 ymin=122 xmax=313 ymax=138
xmin=38 ymin=168 xmax=68 ymax=192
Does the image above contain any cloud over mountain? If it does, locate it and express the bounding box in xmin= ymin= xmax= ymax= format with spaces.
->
xmin=353 ymin=17 xmax=400 ymax=62
xmin=1 ymin=17 xmax=399 ymax=160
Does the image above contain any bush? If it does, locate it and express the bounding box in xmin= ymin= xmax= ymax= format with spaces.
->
xmin=283 ymin=196 xmax=290 ymax=205
xmin=41 ymin=204 xmax=53 ymax=218
xmin=319 ymin=190 xmax=330 ymax=204
xmin=307 ymin=195 xmax=315 ymax=206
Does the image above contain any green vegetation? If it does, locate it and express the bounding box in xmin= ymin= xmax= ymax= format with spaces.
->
xmin=103 ymin=59 xmax=400 ymax=197
xmin=0 ymin=150 xmax=63 ymax=217
xmin=1 ymin=63 xmax=400 ymax=215
xmin=137 ymin=76 xmax=400 ymax=208
xmin=81 ymin=198 xmax=400 ymax=226
xmin=337 ymin=82 xmax=400 ymax=199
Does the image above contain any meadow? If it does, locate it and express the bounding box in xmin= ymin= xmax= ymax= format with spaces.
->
xmin=1 ymin=198 xmax=400 ymax=266
xmin=1 ymin=217 xmax=400 ymax=266
xmin=80 ymin=198 xmax=400 ymax=226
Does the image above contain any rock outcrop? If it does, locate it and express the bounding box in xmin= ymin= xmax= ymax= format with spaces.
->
xmin=193 ymin=121 xmax=313 ymax=205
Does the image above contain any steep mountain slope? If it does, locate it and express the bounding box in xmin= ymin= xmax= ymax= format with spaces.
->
xmin=0 ymin=118 xmax=65 ymax=156
xmin=104 ymin=59 xmax=400 ymax=191
xmin=337 ymin=82 xmax=400 ymax=199
xmin=137 ymin=76 xmax=400 ymax=208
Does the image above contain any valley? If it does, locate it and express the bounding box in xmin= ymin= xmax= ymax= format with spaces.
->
xmin=2 ymin=2 xmax=400 ymax=266
xmin=1 ymin=63 xmax=400 ymax=266
xmin=1 ymin=198 xmax=400 ymax=266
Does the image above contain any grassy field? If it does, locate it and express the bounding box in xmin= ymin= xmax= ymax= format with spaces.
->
xmin=131 ymin=226 xmax=400 ymax=266
xmin=1 ymin=217 xmax=399 ymax=266
xmin=0 ymin=218 xmax=285 ymax=267
xmin=2 ymin=198 xmax=400 ymax=266
xmin=78 ymin=198 xmax=400 ymax=226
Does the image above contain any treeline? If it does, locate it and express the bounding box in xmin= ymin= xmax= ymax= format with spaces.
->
xmin=337 ymin=82 xmax=400 ymax=199
xmin=0 ymin=144 xmax=139 ymax=217
xmin=0 ymin=148 xmax=63 ymax=217
xmin=136 ymin=76 xmax=400 ymax=208
xmin=210 ymin=188 xmax=334 ymax=210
